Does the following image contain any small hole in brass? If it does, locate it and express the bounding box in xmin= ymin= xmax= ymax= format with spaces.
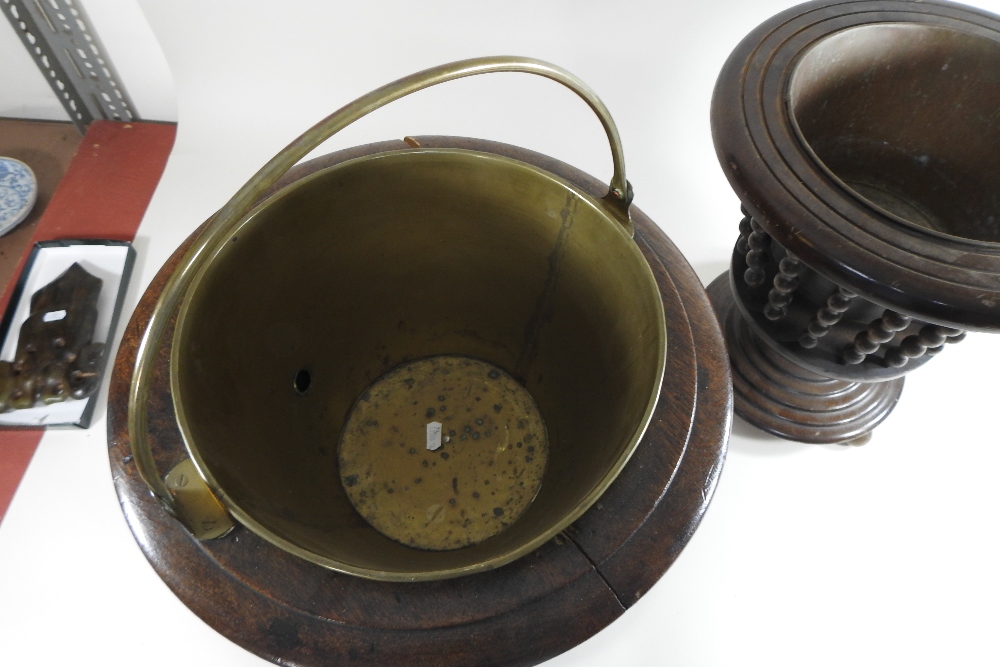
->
xmin=293 ymin=369 xmax=311 ymax=395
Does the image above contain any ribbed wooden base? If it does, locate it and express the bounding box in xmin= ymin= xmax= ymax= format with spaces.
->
xmin=708 ymin=274 xmax=903 ymax=445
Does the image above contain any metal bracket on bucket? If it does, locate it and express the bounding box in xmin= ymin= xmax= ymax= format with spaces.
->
xmin=164 ymin=459 xmax=234 ymax=540
xmin=128 ymin=55 xmax=637 ymax=540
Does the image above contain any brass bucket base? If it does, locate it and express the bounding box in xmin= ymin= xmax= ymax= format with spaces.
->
xmin=339 ymin=355 xmax=548 ymax=550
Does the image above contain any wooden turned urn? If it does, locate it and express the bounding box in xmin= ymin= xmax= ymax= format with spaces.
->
xmin=708 ymin=0 xmax=1000 ymax=444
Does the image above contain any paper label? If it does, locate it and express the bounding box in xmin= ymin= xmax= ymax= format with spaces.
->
xmin=426 ymin=421 xmax=442 ymax=450
xmin=42 ymin=310 xmax=67 ymax=322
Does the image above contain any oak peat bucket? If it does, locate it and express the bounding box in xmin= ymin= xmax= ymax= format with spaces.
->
xmin=127 ymin=57 xmax=667 ymax=581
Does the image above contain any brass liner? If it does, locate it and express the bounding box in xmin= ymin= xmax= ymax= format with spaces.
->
xmin=128 ymin=57 xmax=667 ymax=581
xmin=171 ymin=149 xmax=665 ymax=580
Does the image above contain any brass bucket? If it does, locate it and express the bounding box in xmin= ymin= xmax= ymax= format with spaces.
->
xmin=128 ymin=57 xmax=666 ymax=581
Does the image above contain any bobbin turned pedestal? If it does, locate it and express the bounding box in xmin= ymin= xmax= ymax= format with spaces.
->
xmin=708 ymin=0 xmax=1000 ymax=444
xmin=707 ymin=214 xmax=962 ymax=445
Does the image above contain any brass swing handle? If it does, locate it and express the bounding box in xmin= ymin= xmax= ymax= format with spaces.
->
xmin=128 ymin=56 xmax=635 ymax=537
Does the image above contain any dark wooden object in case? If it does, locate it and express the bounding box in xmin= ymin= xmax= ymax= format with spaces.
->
xmin=0 ymin=262 xmax=103 ymax=412
xmin=107 ymin=137 xmax=732 ymax=666
xmin=708 ymin=0 xmax=1000 ymax=444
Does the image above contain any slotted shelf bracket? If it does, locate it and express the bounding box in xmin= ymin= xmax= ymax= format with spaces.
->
xmin=3 ymin=0 xmax=138 ymax=132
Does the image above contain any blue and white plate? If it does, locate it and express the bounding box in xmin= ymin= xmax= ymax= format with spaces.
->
xmin=0 ymin=157 xmax=38 ymax=237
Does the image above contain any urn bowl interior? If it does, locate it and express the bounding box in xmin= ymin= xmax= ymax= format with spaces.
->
xmin=789 ymin=23 xmax=1000 ymax=243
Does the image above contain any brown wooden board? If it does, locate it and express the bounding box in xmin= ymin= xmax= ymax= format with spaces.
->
xmin=107 ymin=137 xmax=731 ymax=666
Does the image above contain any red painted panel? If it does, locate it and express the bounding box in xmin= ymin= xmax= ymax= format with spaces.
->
xmin=0 ymin=120 xmax=176 ymax=523
xmin=0 ymin=431 xmax=42 ymax=524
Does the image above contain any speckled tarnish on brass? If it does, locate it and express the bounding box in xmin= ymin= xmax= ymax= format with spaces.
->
xmin=339 ymin=355 xmax=548 ymax=550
